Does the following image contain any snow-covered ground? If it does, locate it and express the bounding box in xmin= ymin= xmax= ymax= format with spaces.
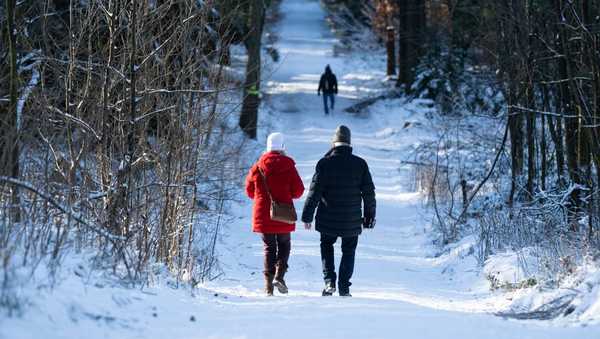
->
xmin=3 ymin=0 xmax=599 ymax=338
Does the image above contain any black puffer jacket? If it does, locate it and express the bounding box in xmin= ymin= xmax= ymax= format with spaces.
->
xmin=318 ymin=67 xmax=338 ymax=95
xmin=301 ymin=146 xmax=376 ymax=237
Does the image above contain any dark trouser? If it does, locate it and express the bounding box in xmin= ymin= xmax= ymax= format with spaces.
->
xmin=261 ymin=233 xmax=291 ymax=278
xmin=320 ymin=233 xmax=358 ymax=291
xmin=323 ymin=93 xmax=335 ymax=114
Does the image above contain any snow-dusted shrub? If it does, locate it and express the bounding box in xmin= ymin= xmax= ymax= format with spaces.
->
xmin=0 ymin=0 xmax=249 ymax=314
xmin=410 ymin=113 xmax=506 ymax=245
xmin=476 ymin=199 xmax=598 ymax=288
xmin=411 ymin=45 xmax=504 ymax=117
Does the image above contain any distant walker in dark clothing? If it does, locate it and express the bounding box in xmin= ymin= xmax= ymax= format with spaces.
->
xmin=301 ymin=125 xmax=376 ymax=297
xmin=318 ymin=65 xmax=338 ymax=115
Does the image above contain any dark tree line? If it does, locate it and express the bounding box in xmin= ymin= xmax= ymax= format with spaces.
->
xmin=491 ymin=0 xmax=600 ymax=236
xmin=333 ymin=0 xmax=600 ymax=244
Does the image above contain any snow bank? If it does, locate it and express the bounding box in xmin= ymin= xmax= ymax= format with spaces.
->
xmin=503 ymin=260 xmax=600 ymax=324
xmin=484 ymin=248 xmax=540 ymax=290
xmin=573 ymin=266 xmax=600 ymax=322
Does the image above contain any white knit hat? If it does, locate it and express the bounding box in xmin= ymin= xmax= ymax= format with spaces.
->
xmin=266 ymin=132 xmax=285 ymax=152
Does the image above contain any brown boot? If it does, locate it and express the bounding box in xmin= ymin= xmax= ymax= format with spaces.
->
xmin=264 ymin=273 xmax=274 ymax=296
xmin=273 ymin=267 xmax=288 ymax=294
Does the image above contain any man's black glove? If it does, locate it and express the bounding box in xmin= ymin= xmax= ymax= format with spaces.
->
xmin=363 ymin=216 xmax=375 ymax=229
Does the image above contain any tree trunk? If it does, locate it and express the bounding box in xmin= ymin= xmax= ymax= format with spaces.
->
xmin=239 ymin=0 xmax=265 ymax=140
xmin=98 ymin=0 xmax=117 ymax=203
xmin=508 ymin=89 xmax=524 ymax=206
xmin=386 ymin=26 xmax=396 ymax=76
xmin=496 ymin=0 xmax=524 ymax=206
xmin=556 ymin=0 xmax=583 ymax=224
xmin=396 ymin=0 xmax=424 ymax=89
xmin=396 ymin=0 xmax=409 ymax=86
xmin=588 ymin=0 xmax=600 ymax=240
xmin=547 ymin=89 xmax=565 ymax=186
xmin=525 ymin=86 xmax=535 ymax=199
xmin=2 ymin=0 xmax=21 ymax=221
xmin=524 ymin=7 xmax=536 ymax=200
xmin=540 ymin=113 xmax=547 ymax=192
xmin=107 ymin=0 xmax=138 ymax=236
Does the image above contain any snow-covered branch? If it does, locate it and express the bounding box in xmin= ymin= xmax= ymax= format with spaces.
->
xmin=0 ymin=176 xmax=124 ymax=241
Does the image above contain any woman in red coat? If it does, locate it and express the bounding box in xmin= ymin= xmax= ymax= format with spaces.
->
xmin=245 ymin=132 xmax=304 ymax=296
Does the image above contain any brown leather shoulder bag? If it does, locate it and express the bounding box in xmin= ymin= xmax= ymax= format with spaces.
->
xmin=257 ymin=166 xmax=297 ymax=224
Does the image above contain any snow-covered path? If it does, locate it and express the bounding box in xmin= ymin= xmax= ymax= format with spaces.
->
xmin=5 ymin=1 xmax=599 ymax=338
xmin=200 ymin=1 xmax=599 ymax=338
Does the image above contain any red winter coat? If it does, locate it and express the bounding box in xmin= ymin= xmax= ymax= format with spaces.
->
xmin=245 ymin=151 xmax=305 ymax=234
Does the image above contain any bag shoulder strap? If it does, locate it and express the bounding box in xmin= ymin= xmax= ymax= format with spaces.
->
xmin=257 ymin=166 xmax=273 ymax=201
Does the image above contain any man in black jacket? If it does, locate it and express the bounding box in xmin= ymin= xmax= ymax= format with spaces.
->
xmin=301 ymin=125 xmax=376 ymax=297
xmin=317 ymin=65 xmax=338 ymax=115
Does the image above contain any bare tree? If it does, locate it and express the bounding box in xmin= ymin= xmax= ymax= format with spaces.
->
xmin=1 ymin=0 xmax=20 ymax=221
xmin=0 ymin=0 xmax=251 ymax=305
xmin=396 ymin=0 xmax=426 ymax=89
xmin=239 ymin=0 xmax=266 ymax=139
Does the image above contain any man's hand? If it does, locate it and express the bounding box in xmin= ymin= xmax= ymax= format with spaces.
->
xmin=363 ymin=216 xmax=375 ymax=229
xmin=304 ymin=223 xmax=312 ymax=230
xmin=317 ymin=92 xmax=321 ymax=96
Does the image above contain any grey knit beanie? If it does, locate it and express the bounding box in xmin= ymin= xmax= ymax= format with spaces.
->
xmin=332 ymin=125 xmax=351 ymax=145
